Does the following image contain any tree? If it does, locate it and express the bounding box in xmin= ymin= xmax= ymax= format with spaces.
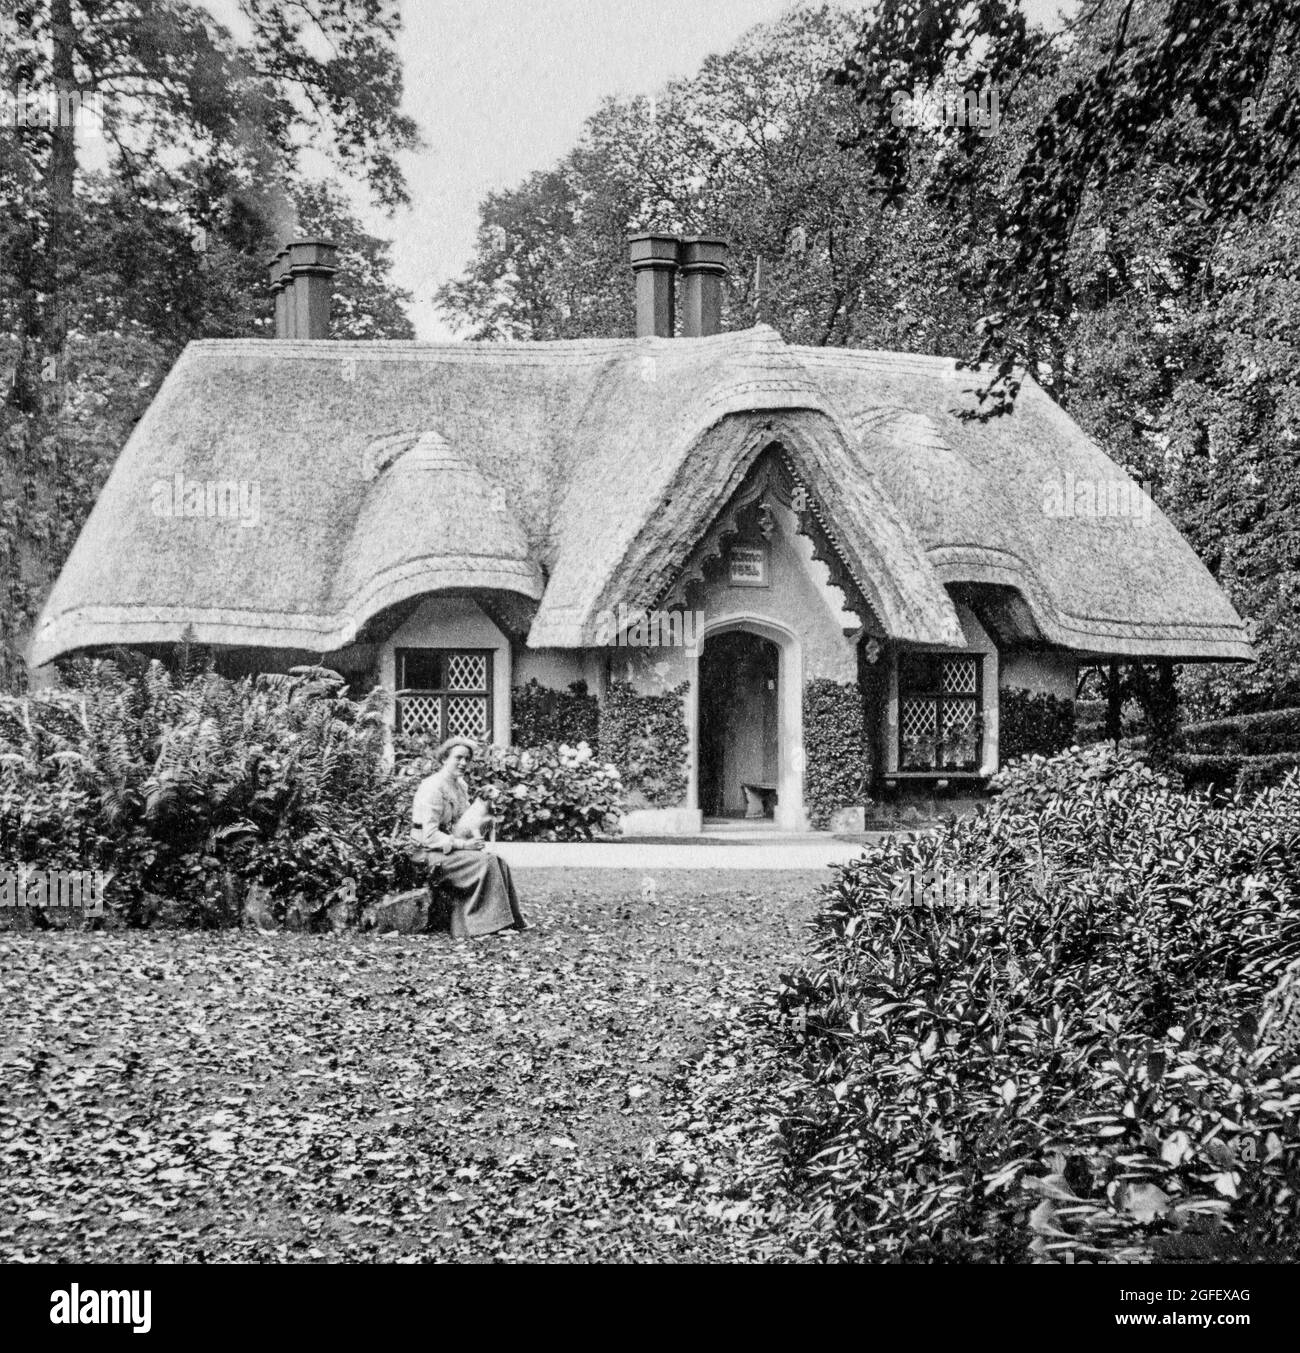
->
xmin=438 ymin=4 xmax=990 ymax=353
xmin=835 ymin=1 xmax=1300 ymax=712
xmin=0 ymin=0 xmax=421 ymax=687
xmin=836 ymin=0 xmax=1300 ymax=412
xmin=294 ymin=180 xmax=414 ymax=340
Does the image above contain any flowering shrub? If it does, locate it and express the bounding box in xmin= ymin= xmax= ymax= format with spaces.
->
xmin=767 ymin=745 xmax=1300 ymax=1261
xmin=394 ymin=736 xmax=624 ymax=842
xmin=471 ymin=741 xmax=623 ymax=841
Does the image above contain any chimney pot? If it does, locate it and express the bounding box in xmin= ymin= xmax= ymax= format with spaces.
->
xmin=628 ymin=232 xmax=680 ymax=338
xmin=680 ymin=236 xmax=728 ymax=338
xmin=285 ymin=237 xmax=339 ymax=339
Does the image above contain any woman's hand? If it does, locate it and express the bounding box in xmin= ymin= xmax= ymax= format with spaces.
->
xmin=459 ymin=838 xmax=487 ymax=852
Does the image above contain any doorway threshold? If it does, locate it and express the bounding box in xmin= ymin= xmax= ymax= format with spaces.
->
xmin=702 ymin=819 xmax=831 ymax=843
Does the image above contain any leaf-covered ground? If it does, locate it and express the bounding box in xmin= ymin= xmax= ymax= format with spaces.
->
xmin=0 ymin=868 xmax=823 ymax=1262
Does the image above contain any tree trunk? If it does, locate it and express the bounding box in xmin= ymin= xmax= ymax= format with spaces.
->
xmin=1106 ymin=660 xmax=1123 ymax=747
xmin=45 ymin=0 xmax=77 ymax=362
xmin=1150 ymin=659 xmax=1182 ymax=757
xmin=1132 ymin=660 xmax=1182 ymax=763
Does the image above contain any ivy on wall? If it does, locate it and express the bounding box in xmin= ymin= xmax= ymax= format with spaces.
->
xmin=598 ymin=680 xmax=689 ymax=809
xmin=510 ymin=678 xmax=600 ymax=750
xmin=803 ymin=678 xmax=869 ymax=829
xmin=998 ymin=686 xmax=1077 ymax=762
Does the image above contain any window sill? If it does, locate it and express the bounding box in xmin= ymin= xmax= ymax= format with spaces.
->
xmin=885 ymin=771 xmax=989 ymax=781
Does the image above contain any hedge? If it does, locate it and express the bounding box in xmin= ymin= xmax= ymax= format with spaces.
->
xmin=998 ymin=687 xmax=1076 ymax=761
xmin=598 ymin=681 xmax=689 ymax=808
xmin=1178 ymin=707 xmax=1300 ymax=756
xmin=510 ymin=679 xmax=600 ymax=750
xmin=802 ymin=679 xmax=869 ymax=829
xmin=1170 ymin=749 xmax=1300 ymax=798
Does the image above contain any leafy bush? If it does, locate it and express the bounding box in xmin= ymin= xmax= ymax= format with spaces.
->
xmin=767 ymin=745 xmax=1300 ymax=1261
xmin=510 ymin=679 xmax=600 ymax=750
xmin=1236 ymin=754 xmax=1300 ymax=797
xmin=999 ymin=687 xmax=1077 ymax=761
xmin=0 ymin=660 xmax=422 ymax=929
xmin=395 ymin=737 xmax=624 ymax=842
xmin=598 ymin=681 xmax=689 ymax=808
xmin=802 ymin=679 xmax=868 ymax=829
xmin=1075 ymin=696 xmax=1144 ymax=744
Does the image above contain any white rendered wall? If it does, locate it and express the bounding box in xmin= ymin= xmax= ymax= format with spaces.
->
xmin=379 ymin=597 xmax=511 ymax=743
xmin=999 ymin=649 xmax=1078 ymax=701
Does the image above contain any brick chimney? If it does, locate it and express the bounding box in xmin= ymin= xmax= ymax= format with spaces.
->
xmin=269 ymin=247 xmax=291 ymax=338
xmin=680 ymin=236 xmax=728 ymax=337
xmin=628 ymin=233 xmax=679 ymax=337
xmin=270 ymin=239 xmax=339 ymax=339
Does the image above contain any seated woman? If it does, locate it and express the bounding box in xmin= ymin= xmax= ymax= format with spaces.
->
xmin=410 ymin=737 xmax=526 ymax=939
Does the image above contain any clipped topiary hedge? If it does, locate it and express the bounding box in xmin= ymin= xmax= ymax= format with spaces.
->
xmin=1167 ymin=752 xmax=1244 ymax=794
xmin=998 ymin=686 xmax=1076 ymax=761
xmin=802 ymin=679 xmax=869 ymax=830
xmin=598 ymin=681 xmax=689 ymax=808
xmin=1179 ymin=707 xmax=1300 ymax=756
xmin=1169 ymin=751 xmax=1300 ymax=797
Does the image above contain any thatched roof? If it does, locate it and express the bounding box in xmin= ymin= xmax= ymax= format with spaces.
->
xmin=802 ymin=345 xmax=1252 ymax=659
xmin=31 ymin=326 xmax=1252 ymax=667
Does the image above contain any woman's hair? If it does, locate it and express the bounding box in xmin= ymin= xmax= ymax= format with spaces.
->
xmin=434 ymin=736 xmax=476 ymax=765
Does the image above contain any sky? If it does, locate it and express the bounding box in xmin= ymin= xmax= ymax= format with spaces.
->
xmin=208 ymin=1 xmax=1073 ymax=340
xmin=385 ymin=0 xmax=873 ymax=338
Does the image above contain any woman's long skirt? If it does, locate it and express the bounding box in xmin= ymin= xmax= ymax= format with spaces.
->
xmin=425 ymin=849 xmax=526 ymax=938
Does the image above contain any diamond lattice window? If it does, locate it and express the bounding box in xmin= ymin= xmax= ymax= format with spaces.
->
xmin=943 ymin=658 xmax=979 ymax=695
xmin=395 ymin=648 xmax=493 ymax=742
xmin=446 ymin=653 xmax=487 ymax=692
xmin=898 ymin=653 xmax=983 ymax=772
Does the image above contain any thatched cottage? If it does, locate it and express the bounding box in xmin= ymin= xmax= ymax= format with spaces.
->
xmin=31 ymin=235 xmax=1252 ymax=832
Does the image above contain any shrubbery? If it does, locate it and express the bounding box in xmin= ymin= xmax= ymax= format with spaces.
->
xmin=1 ymin=662 xmax=625 ymax=929
xmin=510 ymin=679 xmax=600 ymax=750
xmin=396 ymin=736 xmax=623 ymax=842
xmin=1161 ymin=707 xmax=1300 ymax=795
xmin=0 ymin=660 xmax=421 ymax=929
xmin=802 ymin=679 xmax=868 ymax=829
xmin=768 ymin=745 xmax=1300 ymax=1261
xmin=598 ymin=681 xmax=689 ymax=808
xmin=998 ymin=687 xmax=1076 ymax=761
xmin=1179 ymin=707 xmax=1300 ymax=754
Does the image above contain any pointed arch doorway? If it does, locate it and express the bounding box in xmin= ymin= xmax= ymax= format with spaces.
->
xmin=689 ymin=615 xmax=806 ymax=831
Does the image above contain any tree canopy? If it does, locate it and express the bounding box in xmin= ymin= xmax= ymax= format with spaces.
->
xmin=0 ymin=0 xmax=420 ymax=687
